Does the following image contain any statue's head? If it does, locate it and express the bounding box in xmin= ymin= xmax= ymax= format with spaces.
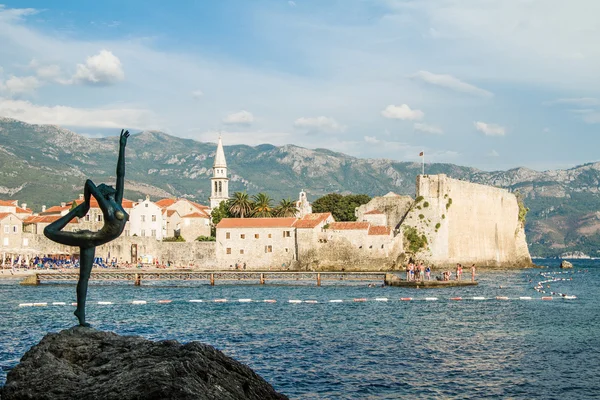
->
xmin=98 ymin=184 xmax=117 ymax=199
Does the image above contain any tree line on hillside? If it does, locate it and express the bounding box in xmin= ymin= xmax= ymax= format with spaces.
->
xmin=210 ymin=192 xmax=371 ymax=234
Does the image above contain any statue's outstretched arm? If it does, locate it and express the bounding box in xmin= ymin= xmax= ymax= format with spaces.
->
xmin=115 ymin=129 xmax=129 ymax=205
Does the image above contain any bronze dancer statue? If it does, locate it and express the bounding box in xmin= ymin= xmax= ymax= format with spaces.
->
xmin=44 ymin=129 xmax=130 ymax=326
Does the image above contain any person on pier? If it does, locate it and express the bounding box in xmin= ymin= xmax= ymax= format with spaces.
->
xmin=44 ymin=129 xmax=131 ymax=327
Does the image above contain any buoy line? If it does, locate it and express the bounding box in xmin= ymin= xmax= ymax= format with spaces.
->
xmin=533 ymin=270 xmax=583 ymax=299
xmin=16 ymin=295 xmax=577 ymax=308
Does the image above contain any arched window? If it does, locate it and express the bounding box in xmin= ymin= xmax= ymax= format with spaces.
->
xmin=218 ymin=181 xmax=222 ymax=193
xmin=214 ymin=181 xmax=218 ymax=192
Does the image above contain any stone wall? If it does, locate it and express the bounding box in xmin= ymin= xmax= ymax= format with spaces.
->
xmin=402 ymin=174 xmax=532 ymax=268
xmin=19 ymin=233 xmax=217 ymax=268
xmin=355 ymin=194 xmax=413 ymax=229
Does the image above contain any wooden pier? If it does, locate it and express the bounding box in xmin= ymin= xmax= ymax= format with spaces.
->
xmin=20 ymin=269 xmax=388 ymax=286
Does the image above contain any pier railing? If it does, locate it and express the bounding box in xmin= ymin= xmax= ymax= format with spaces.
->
xmin=20 ymin=270 xmax=388 ymax=286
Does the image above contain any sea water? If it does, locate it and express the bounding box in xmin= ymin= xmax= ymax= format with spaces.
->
xmin=1 ymin=259 xmax=599 ymax=399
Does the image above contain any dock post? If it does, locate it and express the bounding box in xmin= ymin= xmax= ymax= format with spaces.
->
xmin=260 ymin=273 xmax=265 ymax=285
xmin=210 ymin=273 xmax=215 ymax=286
xmin=317 ymin=273 xmax=321 ymax=287
xmin=134 ymin=273 xmax=141 ymax=286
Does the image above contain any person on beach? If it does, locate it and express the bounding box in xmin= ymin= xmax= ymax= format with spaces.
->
xmin=419 ymin=263 xmax=425 ymax=282
xmin=425 ymin=266 xmax=431 ymax=281
xmin=471 ymin=264 xmax=476 ymax=282
xmin=44 ymin=129 xmax=130 ymax=327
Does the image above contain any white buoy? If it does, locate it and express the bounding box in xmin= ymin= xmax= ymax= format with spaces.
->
xmin=98 ymin=301 xmax=113 ymax=305
xmin=189 ymin=299 xmax=203 ymax=303
xmin=33 ymin=303 xmax=47 ymax=307
xmin=52 ymin=302 xmax=66 ymax=306
xmin=425 ymin=297 xmax=438 ymax=301
xmin=472 ymin=297 xmax=486 ymax=300
xmin=288 ymin=300 xmax=302 ymax=304
xmin=519 ymin=297 xmax=532 ymax=300
xmin=18 ymin=303 xmax=34 ymax=307
xmin=132 ymin=300 xmax=147 ymax=305
xmin=304 ymin=300 xmax=318 ymax=304
xmin=263 ymin=299 xmax=277 ymax=303
xmin=374 ymin=298 xmax=388 ymax=302
xmin=238 ymin=299 xmax=252 ymax=303
xmin=329 ymin=299 xmax=343 ymax=303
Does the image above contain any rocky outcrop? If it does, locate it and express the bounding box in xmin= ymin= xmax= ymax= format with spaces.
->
xmin=560 ymin=260 xmax=574 ymax=269
xmin=1 ymin=327 xmax=287 ymax=400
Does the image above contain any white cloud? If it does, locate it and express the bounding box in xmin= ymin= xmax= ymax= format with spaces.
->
xmin=288 ymin=1 xmax=297 ymax=7
xmin=36 ymin=64 xmax=62 ymax=80
xmin=474 ymin=121 xmax=505 ymax=136
xmin=364 ymin=135 xmax=380 ymax=144
xmin=293 ymin=116 xmax=345 ymax=132
xmin=381 ymin=104 xmax=424 ymax=121
xmin=3 ymin=76 xmax=40 ymax=96
xmin=411 ymin=71 xmax=493 ymax=98
xmin=414 ymin=122 xmax=443 ymax=134
xmin=72 ymin=50 xmax=125 ymax=85
xmin=545 ymin=97 xmax=600 ymax=107
xmin=0 ymin=98 xmax=157 ymax=129
xmin=222 ymin=110 xmax=255 ymax=125
xmin=488 ymin=149 xmax=500 ymax=157
xmin=0 ymin=5 xmax=37 ymax=21
xmin=191 ymin=90 xmax=204 ymax=99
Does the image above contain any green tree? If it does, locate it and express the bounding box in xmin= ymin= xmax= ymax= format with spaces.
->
xmin=228 ymin=191 xmax=253 ymax=218
xmin=252 ymin=192 xmax=274 ymax=217
xmin=275 ymin=198 xmax=298 ymax=217
xmin=210 ymin=201 xmax=232 ymax=235
xmin=312 ymin=193 xmax=371 ymax=221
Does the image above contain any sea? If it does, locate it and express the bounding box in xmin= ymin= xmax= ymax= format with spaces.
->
xmin=1 ymin=259 xmax=599 ymax=399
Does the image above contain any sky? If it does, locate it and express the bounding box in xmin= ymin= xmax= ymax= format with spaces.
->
xmin=0 ymin=0 xmax=599 ymax=172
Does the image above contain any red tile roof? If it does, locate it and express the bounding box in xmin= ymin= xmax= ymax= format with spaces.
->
xmin=181 ymin=212 xmax=209 ymax=219
xmin=365 ymin=209 xmax=384 ymax=215
xmin=41 ymin=205 xmax=70 ymax=215
xmin=0 ymin=200 xmax=17 ymax=207
xmin=16 ymin=207 xmax=33 ymax=214
xmin=328 ymin=222 xmax=370 ymax=230
xmin=165 ymin=209 xmax=179 ymax=217
xmin=217 ymin=217 xmax=297 ymax=229
xmin=294 ymin=213 xmax=332 ymax=229
xmin=70 ymin=198 xmax=135 ymax=209
xmin=156 ymin=198 xmax=177 ymax=208
xmin=368 ymin=226 xmax=391 ymax=236
xmin=0 ymin=212 xmax=14 ymax=220
xmin=24 ymin=215 xmax=78 ymax=225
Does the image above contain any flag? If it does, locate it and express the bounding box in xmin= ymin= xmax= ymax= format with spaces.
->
xmin=419 ymin=151 xmax=424 ymax=157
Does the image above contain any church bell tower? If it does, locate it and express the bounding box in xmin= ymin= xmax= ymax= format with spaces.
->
xmin=209 ymin=136 xmax=229 ymax=210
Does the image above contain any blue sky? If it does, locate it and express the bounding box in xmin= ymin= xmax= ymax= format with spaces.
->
xmin=0 ymin=0 xmax=599 ymax=171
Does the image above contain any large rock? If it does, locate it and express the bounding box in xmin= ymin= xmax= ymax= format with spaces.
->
xmin=1 ymin=327 xmax=287 ymax=400
xmin=560 ymin=260 xmax=574 ymax=269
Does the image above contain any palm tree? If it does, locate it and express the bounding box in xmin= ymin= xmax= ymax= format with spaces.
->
xmin=251 ymin=193 xmax=274 ymax=217
xmin=227 ymin=191 xmax=253 ymax=218
xmin=275 ymin=198 xmax=298 ymax=217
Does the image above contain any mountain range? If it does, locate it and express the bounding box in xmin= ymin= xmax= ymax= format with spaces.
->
xmin=1 ymin=117 xmax=600 ymax=257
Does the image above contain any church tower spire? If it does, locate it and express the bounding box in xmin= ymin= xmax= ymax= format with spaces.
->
xmin=209 ymin=135 xmax=229 ymax=209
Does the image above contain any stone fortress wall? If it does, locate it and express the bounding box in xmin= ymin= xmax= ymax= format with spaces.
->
xmin=401 ymin=174 xmax=532 ymax=268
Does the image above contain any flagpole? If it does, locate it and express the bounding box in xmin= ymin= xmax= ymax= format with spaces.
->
xmin=422 ymin=151 xmax=425 ymax=176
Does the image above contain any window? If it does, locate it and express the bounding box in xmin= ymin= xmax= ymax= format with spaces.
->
xmin=145 ymin=203 xmax=149 ymax=208
xmin=283 ymin=231 xmax=291 ymax=238
xmin=151 ymin=229 xmax=156 ymax=237
xmin=226 ymin=232 xmax=231 ymax=239
xmin=218 ymin=181 xmax=222 ymax=193
xmin=240 ymin=234 xmax=245 ymax=239
xmin=141 ymin=215 xmax=146 ymax=222
xmin=255 ymin=234 xmax=259 ymax=239
xmin=240 ymin=249 xmax=244 ymax=254
xmin=381 ymin=244 xmax=384 ymax=249
xmin=214 ymin=182 xmax=218 ymax=192
xmin=12 ymin=225 xmax=17 ymax=233
xmin=3 ymin=238 xmax=7 ymax=246
xmin=23 ymin=238 xmax=29 ymax=247
xmin=141 ymin=229 xmax=146 ymax=237
xmin=97 ymin=215 xmax=102 ymax=222
xmin=268 ymin=233 xmax=272 ymax=238
xmin=285 ymin=248 xmax=289 ymax=252
xmin=3 ymin=226 xmax=8 ymax=234
xmin=264 ymin=245 xmax=272 ymax=253
xmin=152 ymin=215 xmax=156 ymax=222
xmin=226 ymin=248 xmax=232 ymax=254
xmin=85 ymin=215 xmax=90 ymax=221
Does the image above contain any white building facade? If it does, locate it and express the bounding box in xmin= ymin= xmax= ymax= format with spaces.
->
xmin=129 ymin=197 xmax=164 ymax=240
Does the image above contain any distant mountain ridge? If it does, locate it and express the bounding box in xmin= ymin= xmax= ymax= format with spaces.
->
xmin=1 ymin=117 xmax=600 ymax=257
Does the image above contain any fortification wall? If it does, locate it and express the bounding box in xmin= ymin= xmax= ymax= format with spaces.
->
xmin=20 ymin=233 xmax=217 ymax=268
xmin=401 ymin=174 xmax=531 ymax=268
xmin=356 ymin=195 xmax=413 ymax=229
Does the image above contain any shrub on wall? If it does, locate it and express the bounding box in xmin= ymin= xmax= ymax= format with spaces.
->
xmin=163 ymin=236 xmax=186 ymax=242
xmin=196 ymin=236 xmax=215 ymax=242
xmin=403 ymin=226 xmax=428 ymax=253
